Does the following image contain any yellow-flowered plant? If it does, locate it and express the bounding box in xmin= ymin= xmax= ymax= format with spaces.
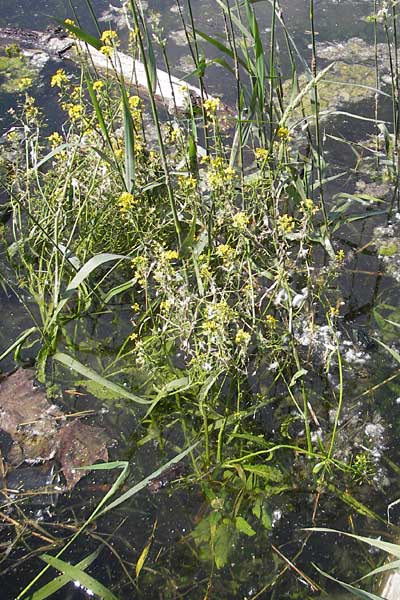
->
xmin=216 ymin=244 xmax=235 ymax=262
xmin=48 ymin=132 xmax=63 ymax=148
xmin=119 ymin=192 xmax=138 ymax=213
xmin=92 ymin=80 xmax=104 ymax=92
xmin=232 ymin=212 xmax=250 ymax=231
xmin=51 ymin=69 xmax=68 ymax=88
xmin=235 ymin=329 xmax=250 ymax=345
xmin=278 ymin=214 xmax=295 ymax=234
xmin=203 ymin=97 xmax=221 ymax=116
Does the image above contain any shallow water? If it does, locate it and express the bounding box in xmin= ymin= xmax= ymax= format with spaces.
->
xmin=1 ymin=1 xmax=400 ymax=599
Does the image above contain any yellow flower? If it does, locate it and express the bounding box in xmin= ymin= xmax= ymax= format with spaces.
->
xmin=202 ymin=320 xmax=219 ymax=333
xmin=178 ymin=175 xmax=197 ymax=192
xmin=64 ymin=18 xmax=76 ymax=27
xmin=128 ymin=95 xmax=142 ymax=110
xmin=93 ymin=80 xmax=104 ymax=91
xmin=203 ymin=97 xmax=221 ymax=115
xmin=336 ymin=249 xmax=345 ymax=263
xmin=24 ymin=96 xmax=39 ymax=119
xmin=276 ymin=126 xmax=289 ymax=139
xmin=161 ymin=249 xmax=179 ymax=261
xmin=119 ymin=192 xmax=138 ymax=213
xmin=232 ymin=211 xmax=250 ymax=231
xmin=17 ymin=77 xmax=32 ymax=90
xmin=278 ymin=214 xmax=295 ymax=234
xmin=131 ymin=302 xmax=140 ymax=312
xmin=160 ymin=299 xmax=173 ymax=313
xmin=235 ymin=329 xmax=250 ymax=345
xmin=100 ymin=45 xmax=114 ymax=58
xmin=329 ymin=305 xmax=340 ymax=318
xmin=100 ymin=30 xmax=118 ymax=44
xmin=48 ymin=131 xmax=63 ymax=147
xmin=51 ymin=69 xmax=68 ymax=88
xmin=300 ymin=198 xmax=318 ymax=215
xmin=67 ymin=103 xmax=84 ymax=121
xmin=216 ymin=244 xmax=235 ymax=262
xmin=254 ymin=147 xmax=269 ymax=161
xmin=265 ymin=314 xmax=277 ymax=328
xmin=129 ymin=332 xmax=139 ymax=341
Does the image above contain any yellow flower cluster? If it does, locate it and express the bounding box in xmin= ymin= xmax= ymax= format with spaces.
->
xmin=64 ymin=18 xmax=77 ymax=38
xmin=160 ymin=249 xmax=179 ymax=261
xmin=276 ymin=126 xmax=289 ymax=139
xmin=128 ymin=95 xmax=143 ymax=129
xmin=48 ymin=131 xmax=63 ymax=147
xmin=278 ymin=214 xmax=295 ymax=234
xmin=216 ymin=244 xmax=235 ymax=262
xmin=235 ymin=329 xmax=250 ymax=345
xmin=265 ymin=314 xmax=277 ymax=328
xmin=93 ymin=80 xmax=104 ymax=92
xmin=17 ymin=77 xmax=32 ymax=91
xmin=100 ymin=29 xmax=119 ymax=58
xmin=232 ymin=211 xmax=250 ymax=231
xmin=100 ymin=45 xmax=114 ymax=57
xmin=24 ymin=96 xmax=38 ymax=119
xmin=254 ymin=147 xmax=269 ymax=161
xmin=203 ymin=97 xmax=221 ymax=115
xmin=100 ymin=29 xmax=118 ymax=44
xmin=160 ymin=299 xmax=173 ymax=313
xmin=119 ymin=192 xmax=138 ymax=213
xmin=178 ymin=175 xmax=197 ymax=193
xmin=67 ymin=103 xmax=84 ymax=121
xmin=202 ymin=156 xmax=236 ymax=191
xmin=300 ymin=198 xmax=318 ymax=215
xmin=51 ymin=69 xmax=68 ymax=88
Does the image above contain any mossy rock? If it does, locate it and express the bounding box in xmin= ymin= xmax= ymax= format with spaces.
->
xmin=0 ymin=51 xmax=37 ymax=94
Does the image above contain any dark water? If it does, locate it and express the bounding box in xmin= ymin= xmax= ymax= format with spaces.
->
xmin=1 ymin=1 xmax=400 ymax=599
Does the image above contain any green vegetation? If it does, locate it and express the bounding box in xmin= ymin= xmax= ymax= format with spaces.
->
xmin=1 ymin=0 xmax=400 ymax=598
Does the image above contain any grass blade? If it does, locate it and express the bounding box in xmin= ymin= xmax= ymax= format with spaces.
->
xmin=32 ymin=548 xmax=102 ymax=600
xmin=66 ymin=253 xmax=129 ymax=292
xmin=99 ymin=442 xmax=198 ymax=515
xmin=53 ymin=352 xmax=151 ymax=404
xmin=313 ymin=564 xmax=384 ymax=599
xmin=39 ymin=554 xmax=119 ymax=600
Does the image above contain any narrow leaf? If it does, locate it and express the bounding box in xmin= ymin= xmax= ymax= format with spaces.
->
xmin=40 ymin=554 xmax=119 ymax=600
xmin=53 ymin=352 xmax=150 ymax=405
xmin=66 ymin=253 xmax=129 ymax=292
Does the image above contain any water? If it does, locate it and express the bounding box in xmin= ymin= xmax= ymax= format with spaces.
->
xmin=1 ymin=1 xmax=400 ymax=599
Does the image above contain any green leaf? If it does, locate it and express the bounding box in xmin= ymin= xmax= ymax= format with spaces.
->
xmin=313 ymin=564 xmax=384 ymax=599
xmin=307 ymin=528 xmax=400 ymax=559
xmin=66 ymin=253 xmax=129 ymax=292
xmin=242 ymin=464 xmax=283 ymax=482
xmin=39 ymin=554 xmax=119 ymax=600
xmin=99 ymin=443 xmax=198 ymax=515
xmin=214 ymin=522 xmax=234 ymax=569
xmin=376 ymin=339 xmax=400 ymax=365
xmin=145 ymin=27 xmax=157 ymax=94
xmin=31 ymin=548 xmax=101 ymax=600
xmin=0 ymin=327 xmax=38 ymax=363
xmin=58 ymin=19 xmax=102 ymax=50
xmin=53 ymin=352 xmax=150 ymax=405
xmin=235 ymin=516 xmax=256 ymax=537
